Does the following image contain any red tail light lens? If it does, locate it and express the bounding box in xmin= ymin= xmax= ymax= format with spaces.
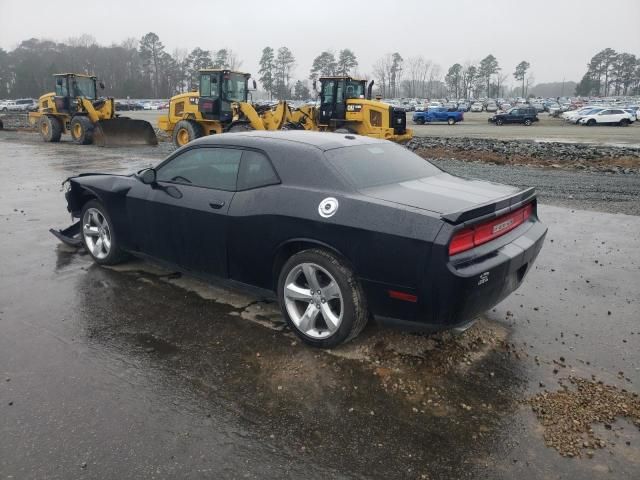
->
xmin=449 ymin=203 xmax=533 ymax=256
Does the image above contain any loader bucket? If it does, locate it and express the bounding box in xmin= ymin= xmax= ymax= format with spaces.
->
xmin=93 ymin=118 xmax=158 ymax=147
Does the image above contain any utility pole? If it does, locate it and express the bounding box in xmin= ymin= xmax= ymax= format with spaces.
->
xmin=561 ymin=77 xmax=565 ymax=97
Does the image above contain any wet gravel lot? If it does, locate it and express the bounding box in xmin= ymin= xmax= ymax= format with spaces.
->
xmin=1 ymin=131 xmax=639 ymax=479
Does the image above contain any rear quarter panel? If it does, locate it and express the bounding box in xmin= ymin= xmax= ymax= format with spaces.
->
xmin=227 ymin=185 xmax=443 ymax=292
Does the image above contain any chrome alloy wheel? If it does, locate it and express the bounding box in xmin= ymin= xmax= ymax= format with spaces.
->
xmin=82 ymin=208 xmax=111 ymax=260
xmin=283 ymin=262 xmax=344 ymax=339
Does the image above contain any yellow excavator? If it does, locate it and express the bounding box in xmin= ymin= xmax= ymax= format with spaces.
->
xmin=158 ymin=69 xmax=412 ymax=146
xmin=29 ymin=73 xmax=157 ymax=146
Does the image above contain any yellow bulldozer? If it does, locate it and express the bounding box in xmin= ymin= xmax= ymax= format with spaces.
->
xmin=29 ymin=73 xmax=157 ymax=146
xmin=158 ymin=69 xmax=412 ymax=147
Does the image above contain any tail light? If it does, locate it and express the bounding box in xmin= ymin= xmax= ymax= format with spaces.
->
xmin=449 ymin=203 xmax=533 ymax=256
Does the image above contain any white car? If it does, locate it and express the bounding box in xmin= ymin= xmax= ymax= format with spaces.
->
xmin=485 ymin=102 xmax=498 ymax=112
xmin=470 ymin=102 xmax=483 ymax=112
xmin=568 ymin=107 xmax=605 ymax=124
xmin=579 ymin=108 xmax=634 ymax=126
xmin=1 ymin=100 xmax=16 ymax=112
xmin=562 ymin=107 xmax=597 ymax=122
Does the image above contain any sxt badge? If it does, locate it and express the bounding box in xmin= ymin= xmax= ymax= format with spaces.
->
xmin=318 ymin=197 xmax=339 ymax=218
xmin=478 ymin=271 xmax=490 ymax=286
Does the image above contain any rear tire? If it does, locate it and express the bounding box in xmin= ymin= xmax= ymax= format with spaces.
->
xmin=70 ymin=116 xmax=94 ymax=145
xmin=172 ymin=120 xmax=203 ymax=147
xmin=619 ymin=119 xmax=629 ymax=127
xmin=80 ymin=200 xmax=128 ymax=266
xmin=38 ymin=115 xmax=62 ymax=142
xmin=277 ymin=249 xmax=367 ymax=348
xmin=447 ymin=118 xmax=456 ymax=125
xmin=414 ymin=118 xmax=425 ymax=125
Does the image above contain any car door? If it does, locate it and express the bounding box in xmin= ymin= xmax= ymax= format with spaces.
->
xmin=598 ymin=110 xmax=613 ymax=124
xmin=227 ymin=149 xmax=282 ymax=288
xmin=144 ymin=146 xmax=241 ymax=277
xmin=507 ymin=109 xmax=519 ymax=124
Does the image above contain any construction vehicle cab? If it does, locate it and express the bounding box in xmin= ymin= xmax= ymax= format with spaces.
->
xmin=29 ymin=73 xmax=157 ymax=146
xmin=315 ymin=76 xmax=412 ymax=141
xmin=158 ymin=69 xmax=266 ymax=146
xmin=197 ymin=70 xmax=251 ymax=122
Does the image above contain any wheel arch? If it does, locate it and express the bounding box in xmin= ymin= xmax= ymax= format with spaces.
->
xmin=68 ymin=183 xmax=104 ymax=217
xmin=271 ymin=238 xmax=354 ymax=290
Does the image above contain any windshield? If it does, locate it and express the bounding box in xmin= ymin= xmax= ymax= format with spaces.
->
xmin=223 ymin=74 xmax=247 ymax=102
xmin=325 ymin=143 xmax=441 ymax=189
xmin=70 ymin=77 xmax=97 ymax=99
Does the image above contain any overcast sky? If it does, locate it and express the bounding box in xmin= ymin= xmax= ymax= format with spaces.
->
xmin=1 ymin=0 xmax=639 ymax=85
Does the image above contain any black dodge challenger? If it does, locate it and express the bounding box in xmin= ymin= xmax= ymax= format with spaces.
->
xmin=53 ymin=131 xmax=547 ymax=347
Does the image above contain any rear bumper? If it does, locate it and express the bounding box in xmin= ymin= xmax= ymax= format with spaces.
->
xmin=367 ymin=218 xmax=547 ymax=332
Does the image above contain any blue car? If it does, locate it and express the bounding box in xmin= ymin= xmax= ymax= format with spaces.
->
xmin=413 ymin=107 xmax=464 ymax=125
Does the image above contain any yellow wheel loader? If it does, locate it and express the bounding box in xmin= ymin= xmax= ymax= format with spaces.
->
xmin=158 ymin=70 xmax=412 ymax=147
xmin=29 ymin=73 xmax=157 ymax=146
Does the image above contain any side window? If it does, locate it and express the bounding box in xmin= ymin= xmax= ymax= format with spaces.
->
xmin=321 ymin=81 xmax=335 ymax=104
xmin=600 ymin=110 xmax=612 ymax=115
xmin=237 ymin=150 xmax=279 ymax=190
xmin=157 ymin=147 xmax=242 ymax=190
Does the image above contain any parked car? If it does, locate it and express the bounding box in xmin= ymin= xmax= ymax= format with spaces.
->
xmin=530 ymin=102 xmax=545 ymax=112
xmin=579 ymin=109 xmax=634 ymax=126
xmin=51 ymin=131 xmax=546 ymax=348
xmin=568 ymin=107 xmax=605 ymax=124
xmin=1 ymin=100 xmax=17 ymax=112
xmin=413 ymin=107 xmax=464 ymax=125
xmin=488 ymin=107 xmax=539 ymax=126
xmin=485 ymin=102 xmax=498 ymax=113
xmin=563 ymin=106 xmax=598 ymax=122
xmin=470 ymin=102 xmax=484 ymax=112
xmin=5 ymin=99 xmax=37 ymax=112
xmin=457 ymin=102 xmax=470 ymax=112
xmin=499 ymin=103 xmax=512 ymax=112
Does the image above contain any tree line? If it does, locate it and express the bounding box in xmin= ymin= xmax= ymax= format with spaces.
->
xmin=0 ymin=33 xmax=244 ymax=99
xmin=1 ymin=33 xmax=638 ymax=100
xmin=576 ymin=48 xmax=640 ymax=96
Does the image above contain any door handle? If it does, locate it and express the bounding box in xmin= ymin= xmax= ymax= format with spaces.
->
xmin=209 ymin=200 xmax=225 ymax=209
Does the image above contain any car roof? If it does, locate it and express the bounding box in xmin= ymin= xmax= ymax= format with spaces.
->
xmin=190 ymin=130 xmax=386 ymax=151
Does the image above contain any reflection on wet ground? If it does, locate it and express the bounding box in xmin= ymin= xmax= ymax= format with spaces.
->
xmin=1 ymin=135 xmax=639 ymax=478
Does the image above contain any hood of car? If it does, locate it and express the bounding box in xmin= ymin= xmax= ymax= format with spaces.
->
xmin=360 ymin=172 xmax=520 ymax=215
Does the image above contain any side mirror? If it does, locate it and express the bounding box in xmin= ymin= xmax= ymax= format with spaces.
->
xmin=140 ymin=168 xmax=157 ymax=185
xmin=99 ymin=82 xmax=105 ymax=90
xmin=252 ymin=79 xmax=257 ymax=90
xmin=312 ymin=80 xmax=317 ymax=91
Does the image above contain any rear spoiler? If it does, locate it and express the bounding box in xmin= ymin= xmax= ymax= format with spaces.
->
xmin=441 ymin=187 xmax=536 ymax=225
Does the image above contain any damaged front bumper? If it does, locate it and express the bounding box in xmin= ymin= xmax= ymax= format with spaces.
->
xmin=50 ymin=221 xmax=82 ymax=247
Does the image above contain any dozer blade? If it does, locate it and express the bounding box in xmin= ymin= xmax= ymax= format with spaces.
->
xmin=93 ymin=118 xmax=158 ymax=147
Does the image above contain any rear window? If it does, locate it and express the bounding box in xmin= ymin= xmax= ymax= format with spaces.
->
xmin=324 ymin=143 xmax=441 ymax=189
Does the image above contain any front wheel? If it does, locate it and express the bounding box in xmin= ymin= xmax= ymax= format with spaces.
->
xmin=414 ymin=117 xmax=425 ymax=125
xmin=80 ymin=200 xmax=127 ymax=265
xmin=447 ymin=118 xmax=456 ymax=125
xmin=70 ymin=116 xmax=94 ymax=144
xmin=277 ymin=249 xmax=368 ymax=348
xmin=587 ymin=119 xmax=596 ymax=126
xmin=495 ymin=119 xmax=503 ymax=126
xmin=524 ymin=119 xmax=532 ymax=126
